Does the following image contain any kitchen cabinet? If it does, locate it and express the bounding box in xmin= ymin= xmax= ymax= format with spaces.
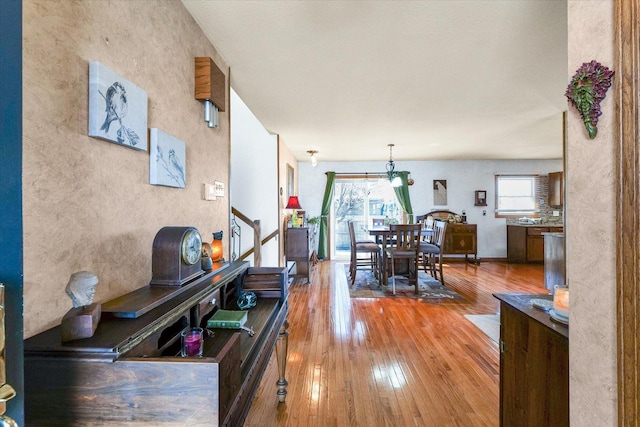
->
xmin=507 ymin=225 xmax=563 ymax=263
xmin=526 ymin=227 xmax=547 ymax=262
xmin=494 ymin=293 xmax=568 ymax=427
xmin=548 ymin=171 xmax=563 ymax=207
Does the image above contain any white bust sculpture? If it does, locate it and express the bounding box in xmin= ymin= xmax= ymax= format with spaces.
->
xmin=65 ymin=271 xmax=98 ymax=308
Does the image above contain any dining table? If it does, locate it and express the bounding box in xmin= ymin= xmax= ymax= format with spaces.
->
xmin=367 ymin=226 xmax=434 ymax=285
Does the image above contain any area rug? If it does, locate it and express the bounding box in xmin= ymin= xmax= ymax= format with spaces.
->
xmin=464 ymin=314 xmax=500 ymax=343
xmin=346 ymin=265 xmax=463 ymax=300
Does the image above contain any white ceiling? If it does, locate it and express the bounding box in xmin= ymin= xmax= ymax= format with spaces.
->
xmin=182 ymin=1 xmax=567 ymax=163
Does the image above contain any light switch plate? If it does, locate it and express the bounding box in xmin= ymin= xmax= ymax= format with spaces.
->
xmin=214 ymin=181 xmax=225 ymax=197
xmin=202 ymin=183 xmax=216 ymax=201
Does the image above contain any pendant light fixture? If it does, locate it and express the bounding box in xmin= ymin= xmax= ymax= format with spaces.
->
xmin=386 ymin=144 xmax=402 ymax=187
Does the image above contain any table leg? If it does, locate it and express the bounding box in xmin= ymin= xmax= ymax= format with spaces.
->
xmin=380 ymin=238 xmax=388 ymax=286
xmin=276 ymin=319 xmax=289 ymax=403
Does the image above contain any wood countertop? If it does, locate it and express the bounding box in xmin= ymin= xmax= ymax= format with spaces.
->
xmin=493 ymin=293 xmax=568 ymax=339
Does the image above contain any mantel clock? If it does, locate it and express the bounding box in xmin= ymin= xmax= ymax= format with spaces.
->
xmin=150 ymin=226 xmax=204 ymax=286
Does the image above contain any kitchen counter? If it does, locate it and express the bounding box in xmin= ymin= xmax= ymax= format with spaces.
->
xmin=506 ymin=224 xmax=564 ymax=263
xmin=543 ymin=232 xmax=565 ymax=292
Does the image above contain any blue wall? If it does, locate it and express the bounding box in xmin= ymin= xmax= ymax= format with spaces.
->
xmin=0 ymin=0 xmax=24 ymax=424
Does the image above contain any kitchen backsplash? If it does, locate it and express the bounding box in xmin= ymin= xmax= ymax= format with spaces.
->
xmin=506 ymin=174 xmax=564 ymax=225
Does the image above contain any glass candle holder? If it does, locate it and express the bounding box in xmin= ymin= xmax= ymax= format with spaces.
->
xmin=181 ymin=327 xmax=203 ymax=357
xmin=553 ymin=286 xmax=569 ymax=318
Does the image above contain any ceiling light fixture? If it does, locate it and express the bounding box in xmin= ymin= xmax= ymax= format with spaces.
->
xmin=307 ymin=150 xmax=318 ymax=167
xmin=386 ymin=144 xmax=402 ymax=187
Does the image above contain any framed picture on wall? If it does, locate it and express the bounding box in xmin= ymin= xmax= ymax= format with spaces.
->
xmin=475 ymin=190 xmax=487 ymax=206
xmin=287 ymin=164 xmax=295 ymax=198
xmin=433 ymin=180 xmax=447 ymax=205
xmin=149 ymin=128 xmax=186 ymax=188
xmin=88 ymin=61 xmax=148 ymax=151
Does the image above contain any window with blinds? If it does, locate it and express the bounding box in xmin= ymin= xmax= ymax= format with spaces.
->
xmin=494 ymin=174 xmax=539 ymax=217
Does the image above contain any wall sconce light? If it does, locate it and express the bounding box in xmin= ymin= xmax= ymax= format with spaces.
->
xmin=386 ymin=144 xmax=402 ymax=187
xmin=195 ymin=57 xmax=226 ymax=128
xmin=203 ymin=100 xmax=218 ymax=128
xmin=307 ymin=150 xmax=318 ymax=167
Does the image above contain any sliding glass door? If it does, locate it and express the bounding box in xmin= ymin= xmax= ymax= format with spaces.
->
xmin=331 ymin=177 xmax=402 ymax=259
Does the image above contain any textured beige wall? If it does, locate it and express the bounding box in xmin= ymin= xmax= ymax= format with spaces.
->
xmin=567 ymin=1 xmax=617 ymax=425
xmin=23 ymin=0 xmax=230 ymax=337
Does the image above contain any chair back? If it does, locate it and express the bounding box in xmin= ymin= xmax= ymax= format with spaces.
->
xmin=418 ymin=215 xmax=435 ymax=242
xmin=389 ymin=224 xmax=422 ymax=252
xmin=432 ymin=220 xmax=447 ymax=247
xmin=348 ymin=220 xmax=356 ymax=248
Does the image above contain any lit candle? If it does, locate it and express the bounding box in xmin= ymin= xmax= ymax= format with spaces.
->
xmin=181 ymin=328 xmax=203 ymax=357
xmin=553 ymin=287 xmax=569 ymax=318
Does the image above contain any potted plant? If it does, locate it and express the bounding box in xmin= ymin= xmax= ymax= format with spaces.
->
xmin=307 ymin=216 xmax=320 ymax=233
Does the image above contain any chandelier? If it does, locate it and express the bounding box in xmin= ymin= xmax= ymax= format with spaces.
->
xmin=386 ymin=144 xmax=402 ymax=187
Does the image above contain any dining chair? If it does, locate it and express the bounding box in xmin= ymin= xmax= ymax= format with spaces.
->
xmin=416 ymin=215 xmax=434 ymax=268
xmin=348 ymin=221 xmax=380 ymax=285
xmin=384 ymin=223 xmax=422 ymax=295
xmin=419 ymin=220 xmax=447 ymax=284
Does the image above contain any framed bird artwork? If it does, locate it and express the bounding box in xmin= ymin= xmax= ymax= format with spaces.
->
xmin=149 ymin=128 xmax=187 ymax=188
xmin=88 ymin=61 xmax=148 ymax=151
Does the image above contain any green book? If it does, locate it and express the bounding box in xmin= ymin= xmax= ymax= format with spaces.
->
xmin=207 ymin=309 xmax=248 ymax=329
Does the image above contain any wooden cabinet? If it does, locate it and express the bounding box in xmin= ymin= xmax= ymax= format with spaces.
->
xmin=442 ymin=223 xmax=478 ymax=263
xmin=525 ymin=227 xmax=547 ymax=262
xmin=495 ymin=294 xmax=568 ymax=427
xmin=507 ymin=226 xmax=527 ymax=263
xmin=286 ymin=227 xmax=311 ymax=282
xmin=24 ymin=262 xmax=290 ymax=426
xmin=507 ymin=225 xmax=563 ymax=263
xmin=548 ymin=171 xmax=564 ymax=207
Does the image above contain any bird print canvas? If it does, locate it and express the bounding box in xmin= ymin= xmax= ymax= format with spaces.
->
xmin=88 ymin=61 xmax=148 ymax=151
xmin=149 ymin=128 xmax=186 ymax=188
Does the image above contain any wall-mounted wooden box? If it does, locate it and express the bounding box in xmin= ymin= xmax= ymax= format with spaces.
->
xmin=195 ymin=57 xmax=226 ymax=111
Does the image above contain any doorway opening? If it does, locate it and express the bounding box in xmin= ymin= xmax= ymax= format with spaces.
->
xmin=331 ymin=177 xmax=402 ymax=260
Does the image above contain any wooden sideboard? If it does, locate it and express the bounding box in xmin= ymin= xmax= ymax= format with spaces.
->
xmin=442 ymin=223 xmax=478 ymax=263
xmin=494 ymin=293 xmax=568 ymax=427
xmin=24 ymin=262 xmax=289 ymax=426
xmin=417 ymin=211 xmax=478 ymax=264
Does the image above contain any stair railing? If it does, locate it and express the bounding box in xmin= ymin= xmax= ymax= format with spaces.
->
xmin=231 ymin=207 xmax=279 ymax=267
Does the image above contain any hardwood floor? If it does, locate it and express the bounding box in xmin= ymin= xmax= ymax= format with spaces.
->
xmin=244 ymin=260 xmax=545 ymax=427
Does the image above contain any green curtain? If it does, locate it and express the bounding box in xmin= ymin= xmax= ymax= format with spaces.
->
xmin=317 ymin=172 xmax=335 ymax=259
xmin=393 ymin=171 xmax=414 ymax=223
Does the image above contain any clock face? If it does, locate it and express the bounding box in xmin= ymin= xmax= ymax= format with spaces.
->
xmin=181 ymin=229 xmax=202 ymax=265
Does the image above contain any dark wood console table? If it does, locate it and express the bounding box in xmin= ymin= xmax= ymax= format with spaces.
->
xmin=24 ymin=262 xmax=289 ymax=426
xmin=494 ymin=293 xmax=568 ymax=427
xmin=285 ymin=227 xmax=311 ymax=283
